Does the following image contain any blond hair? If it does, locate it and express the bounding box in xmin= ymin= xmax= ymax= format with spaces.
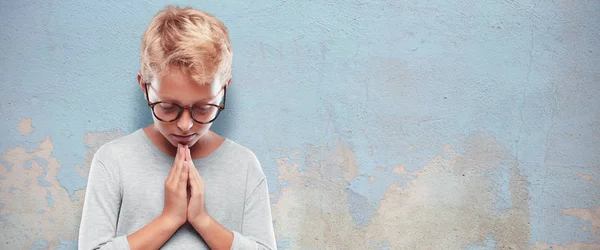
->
xmin=140 ymin=6 xmax=232 ymax=86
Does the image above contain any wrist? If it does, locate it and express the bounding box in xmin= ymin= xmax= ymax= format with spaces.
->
xmin=158 ymin=214 xmax=185 ymax=231
xmin=190 ymin=214 xmax=212 ymax=232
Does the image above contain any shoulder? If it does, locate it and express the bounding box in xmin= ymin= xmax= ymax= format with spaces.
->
xmin=221 ymin=139 xmax=265 ymax=180
xmin=94 ymin=129 xmax=147 ymax=164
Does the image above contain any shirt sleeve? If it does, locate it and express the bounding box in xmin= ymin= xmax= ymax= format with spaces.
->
xmin=230 ymin=177 xmax=277 ymax=250
xmin=78 ymin=153 xmax=130 ymax=250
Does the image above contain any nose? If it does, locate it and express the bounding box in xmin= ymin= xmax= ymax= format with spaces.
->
xmin=177 ymin=109 xmax=194 ymax=132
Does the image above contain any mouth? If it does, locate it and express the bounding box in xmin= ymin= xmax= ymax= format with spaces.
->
xmin=172 ymin=134 xmax=196 ymax=144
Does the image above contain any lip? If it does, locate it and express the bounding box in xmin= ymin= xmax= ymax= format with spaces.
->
xmin=172 ymin=134 xmax=196 ymax=144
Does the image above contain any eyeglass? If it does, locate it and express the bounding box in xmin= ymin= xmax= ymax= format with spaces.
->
xmin=144 ymin=83 xmax=226 ymax=124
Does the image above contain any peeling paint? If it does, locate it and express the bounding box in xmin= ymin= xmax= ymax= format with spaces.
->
xmin=0 ymin=137 xmax=83 ymax=248
xmin=272 ymin=133 xmax=531 ymax=248
xmin=79 ymin=130 xmax=125 ymax=179
xmin=0 ymin=129 xmax=124 ymax=248
xmin=17 ymin=118 xmax=34 ymax=136
xmin=562 ymin=207 xmax=600 ymax=238
xmin=579 ymin=174 xmax=593 ymax=181
xmin=533 ymin=242 xmax=600 ymax=250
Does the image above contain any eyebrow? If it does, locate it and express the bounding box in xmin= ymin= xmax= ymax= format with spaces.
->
xmin=147 ymin=84 xmax=222 ymax=105
xmin=159 ymin=95 xmax=218 ymax=105
xmin=152 ymin=91 xmax=220 ymax=105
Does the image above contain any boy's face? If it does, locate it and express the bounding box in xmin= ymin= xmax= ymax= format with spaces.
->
xmin=140 ymin=66 xmax=226 ymax=148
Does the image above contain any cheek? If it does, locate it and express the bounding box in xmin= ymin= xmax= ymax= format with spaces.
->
xmin=152 ymin=119 xmax=171 ymax=139
xmin=152 ymin=117 xmax=167 ymax=131
xmin=194 ymin=123 xmax=212 ymax=135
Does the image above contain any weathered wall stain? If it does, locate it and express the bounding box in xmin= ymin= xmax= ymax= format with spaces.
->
xmin=369 ymin=133 xmax=530 ymax=248
xmin=578 ymin=174 xmax=593 ymax=181
xmin=271 ymin=133 xmax=532 ymax=248
xmin=78 ymin=130 xmax=126 ymax=180
xmin=562 ymin=208 xmax=600 ymax=239
xmin=0 ymin=123 xmax=124 ymax=248
xmin=533 ymin=242 xmax=600 ymax=250
xmin=17 ymin=118 xmax=34 ymax=136
xmin=1 ymin=137 xmax=84 ymax=248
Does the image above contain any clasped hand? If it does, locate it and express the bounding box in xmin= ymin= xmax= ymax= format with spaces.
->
xmin=161 ymin=144 xmax=208 ymax=228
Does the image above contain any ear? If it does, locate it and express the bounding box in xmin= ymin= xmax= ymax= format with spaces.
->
xmin=137 ymin=72 xmax=145 ymax=91
xmin=138 ymin=72 xmax=149 ymax=101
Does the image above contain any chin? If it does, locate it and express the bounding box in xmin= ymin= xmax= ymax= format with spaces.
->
xmin=167 ymin=134 xmax=203 ymax=148
xmin=168 ymin=138 xmax=197 ymax=147
xmin=155 ymin=126 xmax=208 ymax=148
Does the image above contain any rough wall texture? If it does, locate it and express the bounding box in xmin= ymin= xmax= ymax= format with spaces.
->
xmin=1 ymin=0 xmax=599 ymax=249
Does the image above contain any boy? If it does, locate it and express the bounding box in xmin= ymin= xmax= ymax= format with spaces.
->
xmin=78 ymin=6 xmax=276 ymax=250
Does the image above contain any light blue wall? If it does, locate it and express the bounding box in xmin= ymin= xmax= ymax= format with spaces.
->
xmin=1 ymin=0 xmax=599 ymax=249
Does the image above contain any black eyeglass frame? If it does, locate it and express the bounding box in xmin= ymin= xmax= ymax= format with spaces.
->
xmin=144 ymin=83 xmax=227 ymax=124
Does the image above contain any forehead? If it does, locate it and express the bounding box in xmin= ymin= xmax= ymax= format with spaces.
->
xmin=150 ymin=67 xmax=222 ymax=101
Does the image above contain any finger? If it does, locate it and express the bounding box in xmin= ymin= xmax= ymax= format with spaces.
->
xmin=185 ymin=145 xmax=192 ymax=162
xmin=191 ymin=163 xmax=203 ymax=194
xmin=188 ymin=173 xmax=196 ymax=195
xmin=168 ymin=144 xmax=184 ymax=182
xmin=188 ymin=163 xmax=199 ymax=195
xmin=185 ymin=146 xmax=197 ymax=176
xmin=192 ymin=163 xmax=201 ymax=181
xmin=173 ymin=145 xmax=185 ymax=187
xmin=187 ymin=162 xmax=193 ymax=184
xmin=177 ymin=144 xmax=185 ymax=166
xmin=166 ymin=145 xmax=180 ymax=184
xmin=188 ymin=161 xmax=197 ymax=182
xmin=180 ymin=161 xmax=190 ymax=185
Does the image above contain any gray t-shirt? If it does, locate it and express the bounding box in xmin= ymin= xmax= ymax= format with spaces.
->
xmin=78 ymin=129 xmax=276 ymax=249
